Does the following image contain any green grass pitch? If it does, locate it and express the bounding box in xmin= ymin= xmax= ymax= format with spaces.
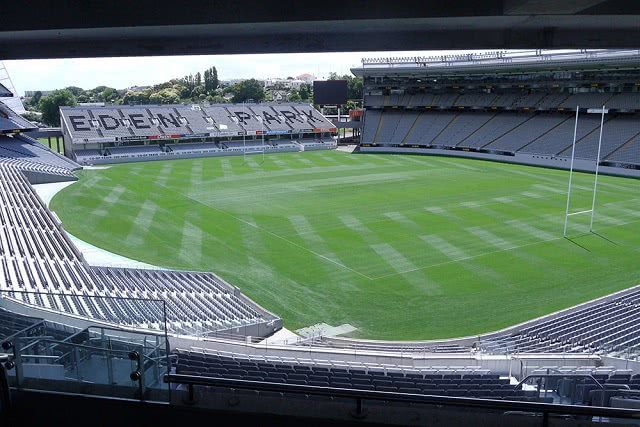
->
xmin=50 ymin=151 xmax=640 ymax=340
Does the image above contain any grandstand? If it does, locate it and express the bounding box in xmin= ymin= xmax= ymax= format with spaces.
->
xmin=61 ymin=103 xmax=338 ymax=165
xmin=353 ymin=50 xmax=640 ymax=174
xmin=3 ymin=52 xmax=640 ymax=424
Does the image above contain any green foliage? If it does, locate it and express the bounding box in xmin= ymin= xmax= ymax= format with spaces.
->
xmin=298 ymin=83 xmax=312 ymax=101
xmin=31 ymin=91 xmax=43 ymax=105
xmin=39 ymin=89 xmax=77 ymax=126
xmin=21 ymin=110 xmax=42 ymax=123
xmin=287 ymin=89 xmax=301 ymax=102
xmin=231 ymin=79 xmax=265 ymax=103
xmin=204 ymin=66 xmax=219 ymax=94
xmin=50 ymin=153 xmax=640 ymax=339
xmin=32 ymin=64 xmax=324 ymax=110
xmin=148 ymin=88 xmax=180 ymax=104
xmin=122 ymin=90 xmax=151 ymax=105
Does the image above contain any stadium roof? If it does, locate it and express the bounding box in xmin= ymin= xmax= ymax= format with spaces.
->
xmin=0 ymin=82 xmax=11 ymax=97
xmin=352 ymin=49 xmax=640 ymax=78
xmin=0 ymin=1 xmax=639 ymax=59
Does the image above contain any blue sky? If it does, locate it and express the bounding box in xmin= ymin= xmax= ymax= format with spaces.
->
xmin=4 ymin=50 xmax=484 ymax=95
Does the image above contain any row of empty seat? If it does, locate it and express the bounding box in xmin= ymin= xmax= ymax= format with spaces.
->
xmin=61 ymin=103 xmax=336 ymax=143
xmin=365 ymin=92 xmax=640 ymax=110
xmin=0 ymin=134 xmax=80 ymax=171
xmin=73 ymin=138 xmax=335 ymax=164
xmin=480 ymin=287 xmax=640 ymax=355
xmin=362 ymin=110 xmax=640 ymax=165
xmin=174 ymin=349 xmax=543 ymax=400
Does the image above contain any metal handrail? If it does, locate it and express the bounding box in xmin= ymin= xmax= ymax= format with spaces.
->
xmin=517 ymin=374 xmax=605 ymax=390
xmin=165 ymin=373 xmax=640 ymax=420
xmin=1 ymin=320 xmax=46 ymax=345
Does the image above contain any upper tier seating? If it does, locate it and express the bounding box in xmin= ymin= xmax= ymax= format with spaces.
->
xmin=364 ymin=91 xmax=640 ymax=110
xmin=362 ymin=106 xmax=640 ymax=165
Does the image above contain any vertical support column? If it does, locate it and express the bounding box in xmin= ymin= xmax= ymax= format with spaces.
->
xmin=563 ymin=106 xmax=580 ymax=237
xmin=589 ymin=105 xmax=606 ymax=233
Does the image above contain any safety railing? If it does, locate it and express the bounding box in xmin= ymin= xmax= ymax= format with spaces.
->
xmin=166 ymin=373 xmax=640 ymax=426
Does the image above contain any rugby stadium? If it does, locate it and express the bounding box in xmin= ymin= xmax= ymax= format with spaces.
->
xmin=2 ymin=49 xmax=640 ymax=425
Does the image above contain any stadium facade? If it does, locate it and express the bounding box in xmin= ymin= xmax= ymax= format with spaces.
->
xmin=352 ymin=49 xmax=640 ymax=177
xmin=2 ymin=51 xmax=640 ymax=423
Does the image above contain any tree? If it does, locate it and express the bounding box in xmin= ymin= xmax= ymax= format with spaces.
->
xmin=195 ymin=72 xmax=202 ymax=87
xmin=31 ymin=91 xmax=43 ymax=106
xmin=231 ymin=79 xmax=265 ymax=103
xmin=204 ymin=66 xmax=219 ymax=94
xmin=288 ymin=89 xmax=301 ymax=102
xmin=299 ymin=83 xmax=312 ymax=101
xmin=122 ymin=89 xmax=151 ymax=105
xmin=39 ymin=89 xmax=77 ymax=126
xmin=64 ymin=86 xmax=84 ymax=97
xmin=347 ymin=76 xmax=363 ymax=100
xmin=148 ymin=88 xmax=180 ymax=104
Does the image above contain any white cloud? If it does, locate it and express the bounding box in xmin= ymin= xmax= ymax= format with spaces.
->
xmin=4 ymin=50 xmax=489 ymax=95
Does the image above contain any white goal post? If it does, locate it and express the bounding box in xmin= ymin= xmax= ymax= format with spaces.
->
xmin=563 ymin=105 xmax=607 ymax=237
xmin=242 ymin=101 xmax=266 ymax=165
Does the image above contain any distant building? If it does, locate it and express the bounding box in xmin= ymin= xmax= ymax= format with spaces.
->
xmin=264 ymin=78 xmax=306 ymax=90
xmin=296 ymin=73 xmax=315 ymax=83
xmin=24 ymin=90 xmax=54 ymax=97
xmin=125 ymin=86 xmax=150 ymax=93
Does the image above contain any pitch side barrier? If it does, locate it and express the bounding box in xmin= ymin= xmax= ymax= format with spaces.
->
xmin=165 ymin=373 xmax=640 ymax=426
xmin=359 ymin=146 xmax=640 ymax=178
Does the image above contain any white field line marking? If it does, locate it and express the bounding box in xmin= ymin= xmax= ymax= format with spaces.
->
xmin=338 ymin=214 xmax=373 ymax=237
xmin=595 ymin=213 xmax=627 ymax=226
xmin=178 ymin=219 xmax=203 ymax=264
xmin=383 ymin=211 xmax=418 ymax=227
xmin=124 ymin=200 xmax=158 ymax=245
xmin=423 ymin=206 xmax=462 ymax=221
xmin=244 ymin=157 xmax=260 ymax=168
xmin=103 ymin=186 xmax=125 ymax=204
xmin=91 ymin=186 xmax=126 ymax=217
xmin=465 ymin=227 xmax=513 ymax=250
xmin=191 ymin=160 xmax=204 ymax=184
xmin=156 ymin=163 xmax=174 ymax=186
xmin=533 ymin=184 xmax=565 ymax=195
xmin=521 ymin=191 xmax=544 ymax=199
xmin=505 ymin=219 xmax=556 ymax=240
xmin=371 ymin=235 xmax=564 ymax=280
xmin=370 ymin=243 xmax=418 ymax=273
xmin=220 ymin=159 xmax=233 ymax=177
xmin=435 ymin=158 xmax=479 ymax=171
xmin=170 ymin=189 xmax=374 ymax=280
xmin=606 ymin=206 xmax=640 ymax=218
xmin=419 ymin=234 xmax=468 ymax=260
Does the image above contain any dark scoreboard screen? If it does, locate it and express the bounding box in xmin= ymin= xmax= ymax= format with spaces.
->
xmin=313 ymin=80 xmax=348 ymax=105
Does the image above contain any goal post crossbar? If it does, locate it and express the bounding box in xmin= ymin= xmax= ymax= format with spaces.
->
xmin=566 ymin=209 xmax=593 ymax=217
